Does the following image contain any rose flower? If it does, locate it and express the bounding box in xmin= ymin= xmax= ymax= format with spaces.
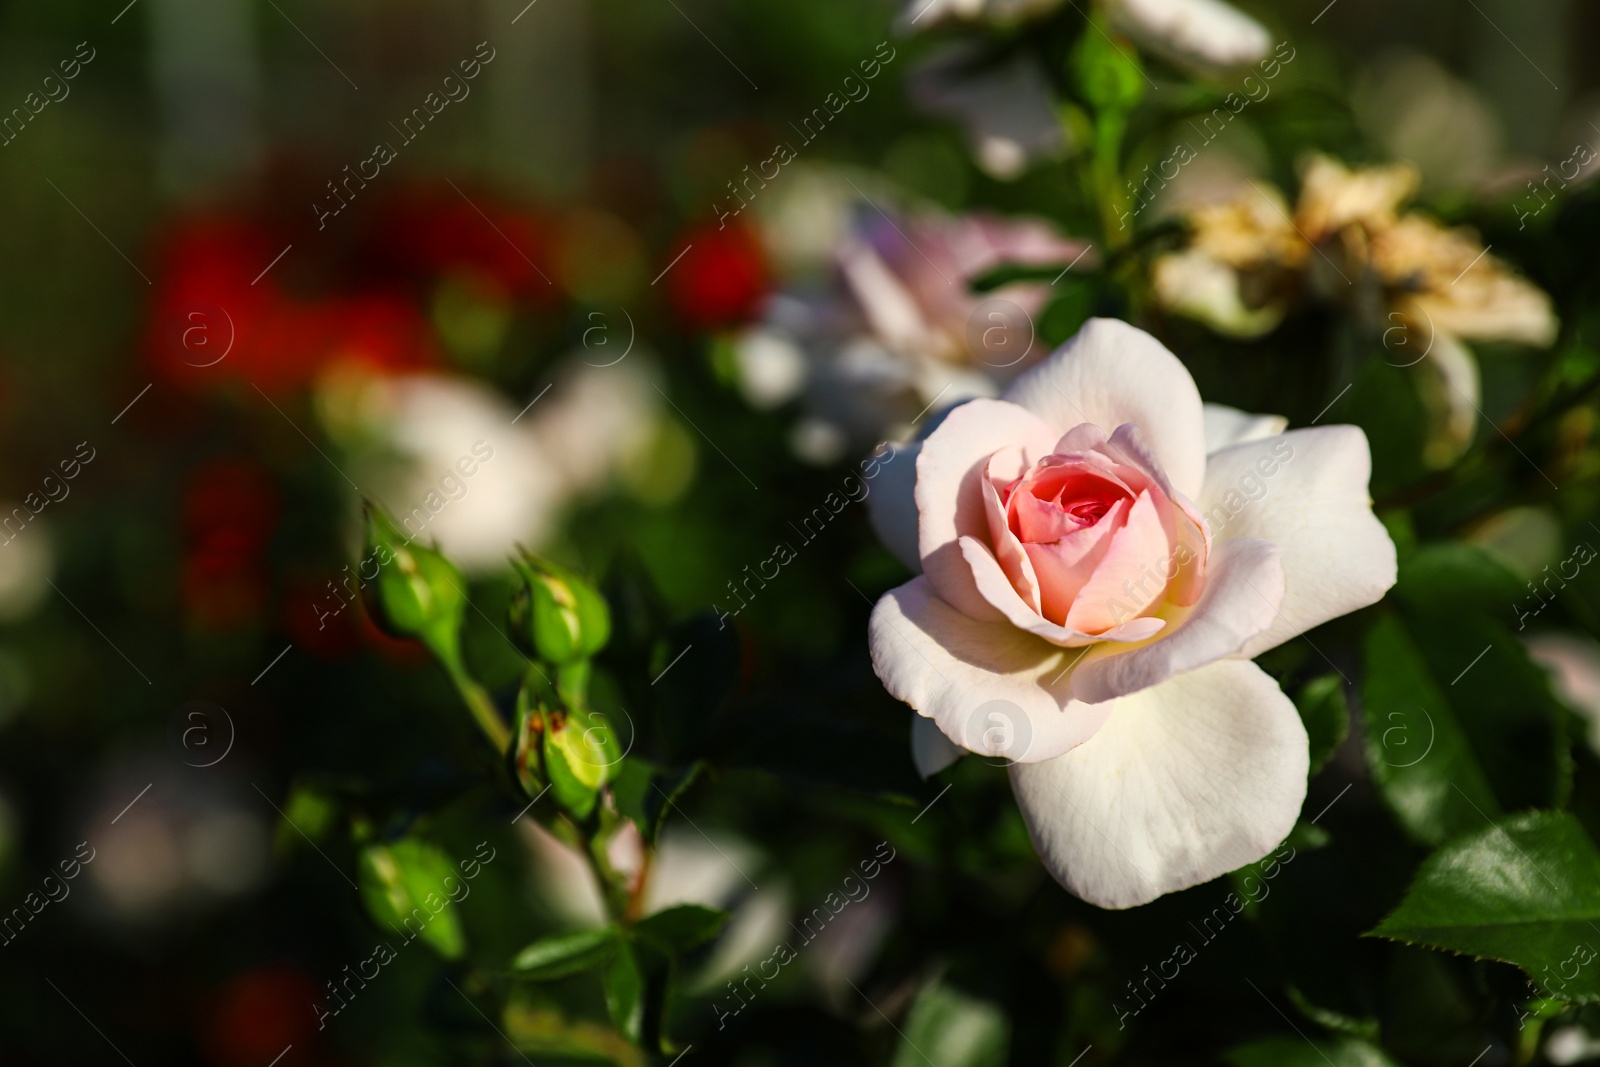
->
xmin=867 ymin=318 xmax=1396 ymax=907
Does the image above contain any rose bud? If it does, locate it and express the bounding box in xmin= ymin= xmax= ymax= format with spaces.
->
xmin=509 ymin=552 xmax=611 ymax=666
xmin=361 ymin=500 xmax=468 ymax=665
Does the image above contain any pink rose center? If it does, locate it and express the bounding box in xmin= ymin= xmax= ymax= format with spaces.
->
xmin=984 ymin=427 xmax=1209 ymax=637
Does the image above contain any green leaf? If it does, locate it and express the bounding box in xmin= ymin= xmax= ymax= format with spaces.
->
xmin=1401 ymin=613 xmax=1570 ymax=813
xmin=1369 ymin=810 xmax=1600 ymax=1003
xmin=357 ymin=837 xmax=467 ymax=959
xmin=511 ymin=928 xmax=620 ymax=980
xmin=1286 ymin=986 xmax=1380 ymax=1043
xmin=1392 ymin=542 xmax=1523 ymax=616
xmin=893 ymin=981 xmax=1007 ymax=1067
xmin=1362 ymin=615 xmax=1501 ymax=845
xmin=1295 ymin=674 xmax=1349 ymax=777
xmin=1228 ymin=1036 xmax=1401 ymax=1067
xmin=604 ymin=942 xmax=645 ymax=1044
xmin=634 ymin=904 xmax=729 ymax=955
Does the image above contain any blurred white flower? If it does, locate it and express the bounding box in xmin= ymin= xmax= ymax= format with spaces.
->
xmin=756 ymin=167 xmax=883 ymax=280
xmin=1546 ymin=1023 xmax=1600 ymax=1065
xmin=734 ymin=327 xmax=809 ymax=409
xmin=84 ymin=760 xmax=270 ymax=926
xmin=909 ymin=45 xmax=1068 ymax=180
xmin=899 ymin=0 xmax=1064 ymax=30
xmin=321 ymin=358 xmax=662 ymax=572
xmin=518 ymin=816 xmax=792 ymax=988
xmin=1103 ymin=0 xmax=1271 ymax=73
xmin=0 ymin=516 xmax=52 ymax=622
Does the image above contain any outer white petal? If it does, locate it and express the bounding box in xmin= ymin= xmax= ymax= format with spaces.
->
xmin=1200 ymin=426 xmax=1396 ymax=657
xmin=867 ymin=440 xmax=922 ymax=572
xmin=1002 ymin=319 xmax=1208 ymax=498
xmin=915 ymin=399 xmax=1059 ymax=621
xmin=1009 ymin=659 xmax=1307 ymax=908
xmin=1203 ymin=402 xmax=1288 ymax=454
xmin=869 ymin=577 xmax=1110 ymax=763
xmin=911 ymin=714 xmax=965 ymax=777
xmin=1070 ymin=537 xmax=1284 ymax=703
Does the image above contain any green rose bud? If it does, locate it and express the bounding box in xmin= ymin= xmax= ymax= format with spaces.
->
xmin=511 ymin=685 xmax=548 ymax=800
xmin=361 ymin=500 xmax=468 ymax=665
xmin=510 ymin=553 xmax=611 ymax=665
xmin=542 ymin=704 xmax=623 ymax=820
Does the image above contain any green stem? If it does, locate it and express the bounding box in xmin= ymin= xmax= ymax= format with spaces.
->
xmin=1092 ymin=110 xmax=1131 ymax=253
xmin=446 ymin=660 xmax=512 ymax=755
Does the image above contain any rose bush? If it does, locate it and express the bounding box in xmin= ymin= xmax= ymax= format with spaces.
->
xmin=867 ymin=318 xmax=1397 ymax=907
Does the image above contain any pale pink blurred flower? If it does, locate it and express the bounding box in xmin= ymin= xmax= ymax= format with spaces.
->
xmin=1527 ymin=634 xmax=1600 ymax=753
xmin=738 ymin=198 xmax=1091 ymax=460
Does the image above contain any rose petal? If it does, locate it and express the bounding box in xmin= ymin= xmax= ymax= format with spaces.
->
xmin=1063 ymin=490 xmax=1174 ymax=633
xmin=869 ymin=576 xmax=1110 ymax=762
xmin=960 ymin=535 xmax=1100 ymax=647
xmin=980 ymin=471 xmax=1043 ymax=613
xmin=916 ymin=399 xmax=1059 ymax=620
xmin=1070 ymin=537 xmax=1284 ymax=703
xmin=1203 ymin=402 xmax=1288 ymax=454
xmin=838 ymin=234 xmax=938 ymax=356
xmin=1002 ymin=319 xmax=1208 ymax=497
xmin=1023 ymin=497 xmax=1131 ymax=622
xmin=911 ymin=713 xmax=964 ymax=778
xmin=1105 ymin=422 xmax=1177 ymax=500
xmin=1199 ymin=426 xmax=1396 ymax=657
xmin=1055 ymin=422 xmax=1109 ymax=453
xmin=866 ymin=440 xmax=923 ymax=572
xmin=1009 ymin=659 xmax=1307 ymax=909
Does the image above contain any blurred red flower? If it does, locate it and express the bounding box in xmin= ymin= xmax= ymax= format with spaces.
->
xmin=181 ymin=459 xmax=278 ymax=630
xmin=148 ymin=217 xmax=436 ymax=395
xmin=374 ymin=189 xmax=557 ymax=302
xmin=664 ymin=221 xmax=767 ymax=330
xmin=201 ymin=966 xmax=321 ymax=1067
